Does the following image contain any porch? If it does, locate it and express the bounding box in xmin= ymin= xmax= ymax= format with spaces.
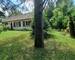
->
xmin=7 ymin=20 xmax=31 ymax=30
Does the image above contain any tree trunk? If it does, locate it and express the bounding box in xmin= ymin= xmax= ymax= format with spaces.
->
xmin=34 ymin=0 xmax=44 ymax=48
xmin=69 ymin=16 xmax=75 ymax=37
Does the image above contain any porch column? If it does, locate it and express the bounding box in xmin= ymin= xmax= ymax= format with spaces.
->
xmin=25 ymin=21 xmax=26 ymax=27
xmin=21 ymin=21 xmax=23 ymax=27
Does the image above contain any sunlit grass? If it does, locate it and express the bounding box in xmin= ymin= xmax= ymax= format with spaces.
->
xmin=0 ymin=30 xmax=75 ymax=60
xmin=51 ymin=30 xmax=75 ymax=50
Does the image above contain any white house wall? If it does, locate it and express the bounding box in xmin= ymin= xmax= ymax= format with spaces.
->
xmin=7 ymin=22 xmax=11 ymax=29
xmin=7 ymin=20 xmax=31 ymax=30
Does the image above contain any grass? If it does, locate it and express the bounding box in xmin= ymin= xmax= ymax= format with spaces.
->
xmin=51 ymin=30 xmax=75 ymax=50
xmin=0 ymin=30 xmax=75 ymax=60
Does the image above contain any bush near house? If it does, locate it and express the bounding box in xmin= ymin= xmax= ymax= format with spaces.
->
xmin=0 ymin=23 xmax=9 ymax=32
xmin=0 ymin=23 xmax=3 ymax=32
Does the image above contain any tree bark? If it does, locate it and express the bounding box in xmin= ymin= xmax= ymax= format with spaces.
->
xmin=69 ymin=16 xmax=75 ymax=37
xmin=34 ymin=0 xmax=44 ymax=48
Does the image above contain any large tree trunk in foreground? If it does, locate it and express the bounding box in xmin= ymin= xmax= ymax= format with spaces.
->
xmin=34 ymin=0 xmax=44 ymax=48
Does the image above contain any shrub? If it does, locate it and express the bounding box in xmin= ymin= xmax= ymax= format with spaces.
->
xmin=0 ymin=23 xmax=3 ymax=33
xmin=31 ymin=19 xmax=51 ymax=39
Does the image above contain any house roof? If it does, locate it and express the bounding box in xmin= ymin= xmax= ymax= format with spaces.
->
xmin=2 ymin=13 xmax=33 ymax=22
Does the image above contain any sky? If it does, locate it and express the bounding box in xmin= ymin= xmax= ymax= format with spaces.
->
xmin=0 ymin=0 xmax=75 ymax=16
xmin=73 ymin=0 xmax=75 ymax=4
xmin=11 ymin=0 xmax=21 ymax=4
xmin=19 ymin=0 xmax=34 ymax=14
xmin=0 ymin=0 xmax=34 ymax=16
xmin=10 ymin=0 xmax=34 ymax=14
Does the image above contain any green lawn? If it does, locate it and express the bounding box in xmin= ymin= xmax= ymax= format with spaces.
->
xmin=0 ymin=30 xmax=75 ymax=60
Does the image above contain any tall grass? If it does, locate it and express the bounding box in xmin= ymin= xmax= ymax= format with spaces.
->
xmin=0 ymin=30 xmax=75 ymax=60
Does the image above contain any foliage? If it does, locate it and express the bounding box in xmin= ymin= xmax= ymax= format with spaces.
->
xmin=32 ymin=18 xmax=50 ymax=39
xmin=0 ymin=11 xmax=5 ymax=17
xmin=0 ymin=23 xmax=3 ymax=33
xmin=50 ymin=8 xmax=69 ymax=30
xmin=0 ymin=23 xmax=9 ymax=33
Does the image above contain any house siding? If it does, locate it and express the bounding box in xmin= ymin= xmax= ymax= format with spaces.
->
xmin=2 ymin=13 xmax=33 ymax=30
xmin=7 ymin=19 xmax=31 ymax=30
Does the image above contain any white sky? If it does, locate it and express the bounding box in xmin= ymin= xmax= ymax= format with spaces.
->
xmin=0 ymin=0 xmax=34 ymax=16
xmin=19 ymin=0 xmax=34 ymax=14
xmin=0 ymin=7 xmax=3 ymax=12
xmin=0 ymin=0 xmax=75 ymax=16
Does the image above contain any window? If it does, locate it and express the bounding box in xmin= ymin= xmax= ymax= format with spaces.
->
xmin=18 ymin=21 xmax=21 ymax=27
xmin=23 ymin=21 xmax=31 ymax=27
xmin=13 ymin=21 xmax=21 ymax=27
xmin=14 ymin=22 xmax=16 ymax=27
xmin=23 ymin=21 xmax=25 ymax=27
xmin=26 ymin=21 xmax=31 ymax=26
xmin=5 ymin=22 xmax=8 ymax=25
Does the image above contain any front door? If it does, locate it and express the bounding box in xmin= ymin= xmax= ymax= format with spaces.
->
xmin=11 ymin=22 xmax=13 ymax=30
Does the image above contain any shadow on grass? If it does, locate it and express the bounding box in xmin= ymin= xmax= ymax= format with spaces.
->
xmin=0 ymin=42 xmax=51 ymax=60
xmin=0 ymin=41 xmax=75 ymax=60
xmin=0 ymin=33 xmax=75 ymax=60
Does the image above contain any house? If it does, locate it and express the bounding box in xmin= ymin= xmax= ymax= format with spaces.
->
xmin=2 ymin=13 xmax=33 ymax=30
